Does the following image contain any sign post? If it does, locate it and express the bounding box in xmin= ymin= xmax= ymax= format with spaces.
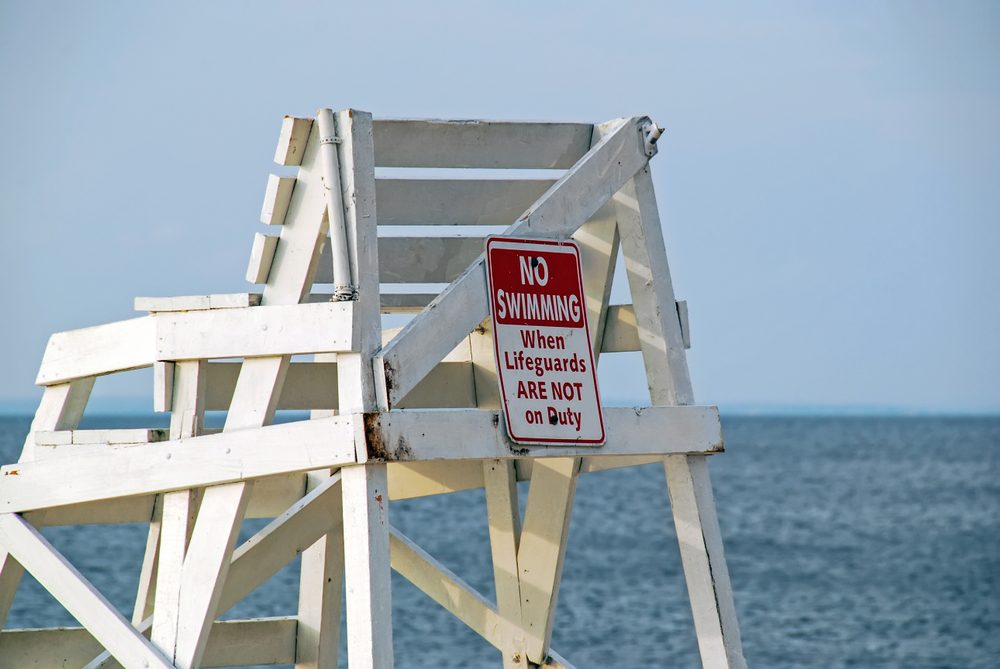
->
xmin=485 ymin=236 xmax=605 ymax=445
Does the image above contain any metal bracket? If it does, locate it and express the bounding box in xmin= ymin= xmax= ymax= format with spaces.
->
xmin=642 ymin=122 xmax=664 ymax=157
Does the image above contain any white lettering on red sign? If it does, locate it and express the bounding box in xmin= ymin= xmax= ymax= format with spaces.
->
xmin=486 ymin=236 xmax=605 ymax=445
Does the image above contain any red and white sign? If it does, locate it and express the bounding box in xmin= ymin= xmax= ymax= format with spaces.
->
xmin=485 ymin=236 xmax=605 ymax=445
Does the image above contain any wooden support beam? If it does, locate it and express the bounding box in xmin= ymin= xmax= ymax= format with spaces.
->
xmin=342 ymin=464 xmax=394 ymax=669
xmin=135 ymin=293 xmax=262 ymax=313
xmin=0 ymin=416 xmax=357 ymax=513
xmin=615 ymin=167 xmax=746 ymax=668
xmin=372 ymin=119 xmax=593 ymax=169
xmin=517 ymin=457 xmax=580 ymax=664
xmin=375 ymin=178 xmax=555 ymax=226
xmin=35 ymin=302 xmax=355 ymax=385
xmin=364 ymin=406 xmax=723 ymax=463
xmin=0 ymin=617 xmax=298 ymax=669
xmin=0 ymin=514 xmax=174 ymax=669
xmin=375 ymin=116 xmax=652 ymax=408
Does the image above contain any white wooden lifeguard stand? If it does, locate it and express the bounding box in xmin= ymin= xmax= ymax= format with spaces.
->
xmin=0 ymin=110 xmax=745 ymax=669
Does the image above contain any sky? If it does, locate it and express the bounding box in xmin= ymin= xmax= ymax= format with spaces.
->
xmin=0 ymin=2 xmax=997 ymax=413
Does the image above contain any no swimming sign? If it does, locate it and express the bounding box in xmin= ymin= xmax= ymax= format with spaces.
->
xmin=485 ymin=236 xmax=605 ymax=445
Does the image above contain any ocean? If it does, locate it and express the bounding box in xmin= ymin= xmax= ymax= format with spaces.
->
xmin=1 ymin=414 xmax=997 ymax=668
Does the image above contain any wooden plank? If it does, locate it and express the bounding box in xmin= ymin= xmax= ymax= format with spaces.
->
xmin=518 ymin=457 xmax=579 ymax=664
xmin=0 ymin=617 xmax=298 ymax=669
xmin=275 ymin=115 xmax=314 ymax=166
xmin=600 ymin=304 xmax=638 ymax=353
xmin=135 ymin=293 xmax=262 ymax=312
xmin=0 ymin=417 xmax=358 ymax=513
xmin=155 ymin=301 xmax=354 ymax=360
xmin=0 ymin=514 xmax=174 ymax=669
xmin=132 ymin=495 xmax=162 ymax=624
xmin=342 ymin=464 xmax=394 ymax=669
xmin=35 ymin=318 xmax=154 ymax=385
xmin=315 ymin=236 xmax=484 ymax=284
xmin=261 ymin=174 xmax=296 ymax=225
xmin=365 ymin=406 xmax=723 ymax=462
xmin=389 ymin=525 xmax=505 ymax=648
xmin=375 ymin=178 xmax=555 ymax=226
xmin=375 ymin=117 xmax=651 ymax=408
xmin=373 ymin=119 xmax=593 ymax=169
xmin=483 ymin=459 xmax=525 ymax=668
xmin=246 ymin=232 xmax=279 ymax=284
xmin=616 ymin=168 xmax=746 ymax=667
xmin=172 ymin=483 xmax=251 ymax=669
xmin=378 ymin=292 xmax=436 ymax=312
xmin=154 ymin=361 xmax=174 ymax=412
xmin=34 ymin=428 xmax=168 ymax=446
xmin=152 ymin=360 xmax=206 ymax=658
xmin=386 ymin=461 xmax=485 ymax=500
xmin=295 ymin=472 xmax=344 ymax=669
xmin=222 ymin=473 xmax=340 ymax=614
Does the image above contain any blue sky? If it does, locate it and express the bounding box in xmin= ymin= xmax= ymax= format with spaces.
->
xmin=1 ymin=2 xmax=997 ymax=413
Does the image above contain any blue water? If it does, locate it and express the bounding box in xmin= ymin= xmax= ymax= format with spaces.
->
xmin=1 ymin=415 xmax=997 ymax=668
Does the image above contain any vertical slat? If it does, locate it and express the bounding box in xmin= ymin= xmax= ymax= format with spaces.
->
xmin=152 ymin=360 xmax=207 ymax=658
xmin=295 ymin=472 xmax=345 ymax=669
xmin=342 ymin=464 xmax=394 ymax=669
xmin=483 ymin=459 xmax=524 ymax=669
xmin=516 ymin=457 xmax=580 ymax=664
xmin=132 ymin=495 xmax=162 ymax=624
xmin=335 ymin=108 xmax=394 ymax=669
xmin=615 ymin=166 xmax=746 ymax=669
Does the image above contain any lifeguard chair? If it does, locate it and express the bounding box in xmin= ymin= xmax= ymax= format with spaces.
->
xmin=0 ymin=109 xmax=745 ymax=669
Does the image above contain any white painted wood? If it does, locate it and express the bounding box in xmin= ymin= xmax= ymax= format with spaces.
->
xmin=600 ymin=304 xmax=639 ymax=353
xmin=132 ymin=495 xmax=162 ymax=625
xmin=316 ymin=235 xmax=484 ymax=284
xmin=365 ymin=406 xmax=723 ymax=462
xmin=275 ymin=115 xmax=314 ymax=166
xmin=376 ymin=117 xmax=650 ymax=407
xmin=375 ymin=178 xmax=555 ymax=226
xmin=246 ymin=232 xmax=279 ymax=284
xmin=135 ymin=293 xmax=262 ymax=312
xmin=0 ymin=416 xmax=358 ymax=512
xmin=261 ymin=174 xmax=296 ymax=225
xmin=616 ymin=167 xmax=746 ymax=667
xmin=202 ymin=360 xmax=337 ymax=411
xmin=154 ymin=361 xmax=174 ymax=411
xmin=342 ymin=464 xmax=394 ymax=669
xmin=388 ymin=524 xmax=505 ymax=647
xmin=172 ymin=482 xmax=252 ymax=669
xmin=152 ymin=360 xmax=206 ymax=658
xmin=155 ymin=301 xmax=355 ymax=360
xmin=222 ymin=472 xmax=341 ymax=614
xmin=34 ymin=428 xmax=168 ymax=445
xmin=0 ymin=513 xmax=174 ymax=669
xmin=35 ymin=318 xmax=154 ymax=385
xmin=665 ymin=455 xmax=745 ymax=669
xmin=615 ymin=167 xmax=693 ymax=405
xmin=0 ymin=617 xmax=298 ymax=669
xmin=677 ymin=299 xmax=691 ymax=349
xmin=483 ymin=459 xmax=525 ymax=668
xmin=517 ymin=457 xmax=580 ymax=664
xmin=386 ymin=461 xmax=485 ymax=500
xmin=295 ymin=472 xmax=344 ymax=669
xmin=372 ymin=119 xmax=593 ymax=169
